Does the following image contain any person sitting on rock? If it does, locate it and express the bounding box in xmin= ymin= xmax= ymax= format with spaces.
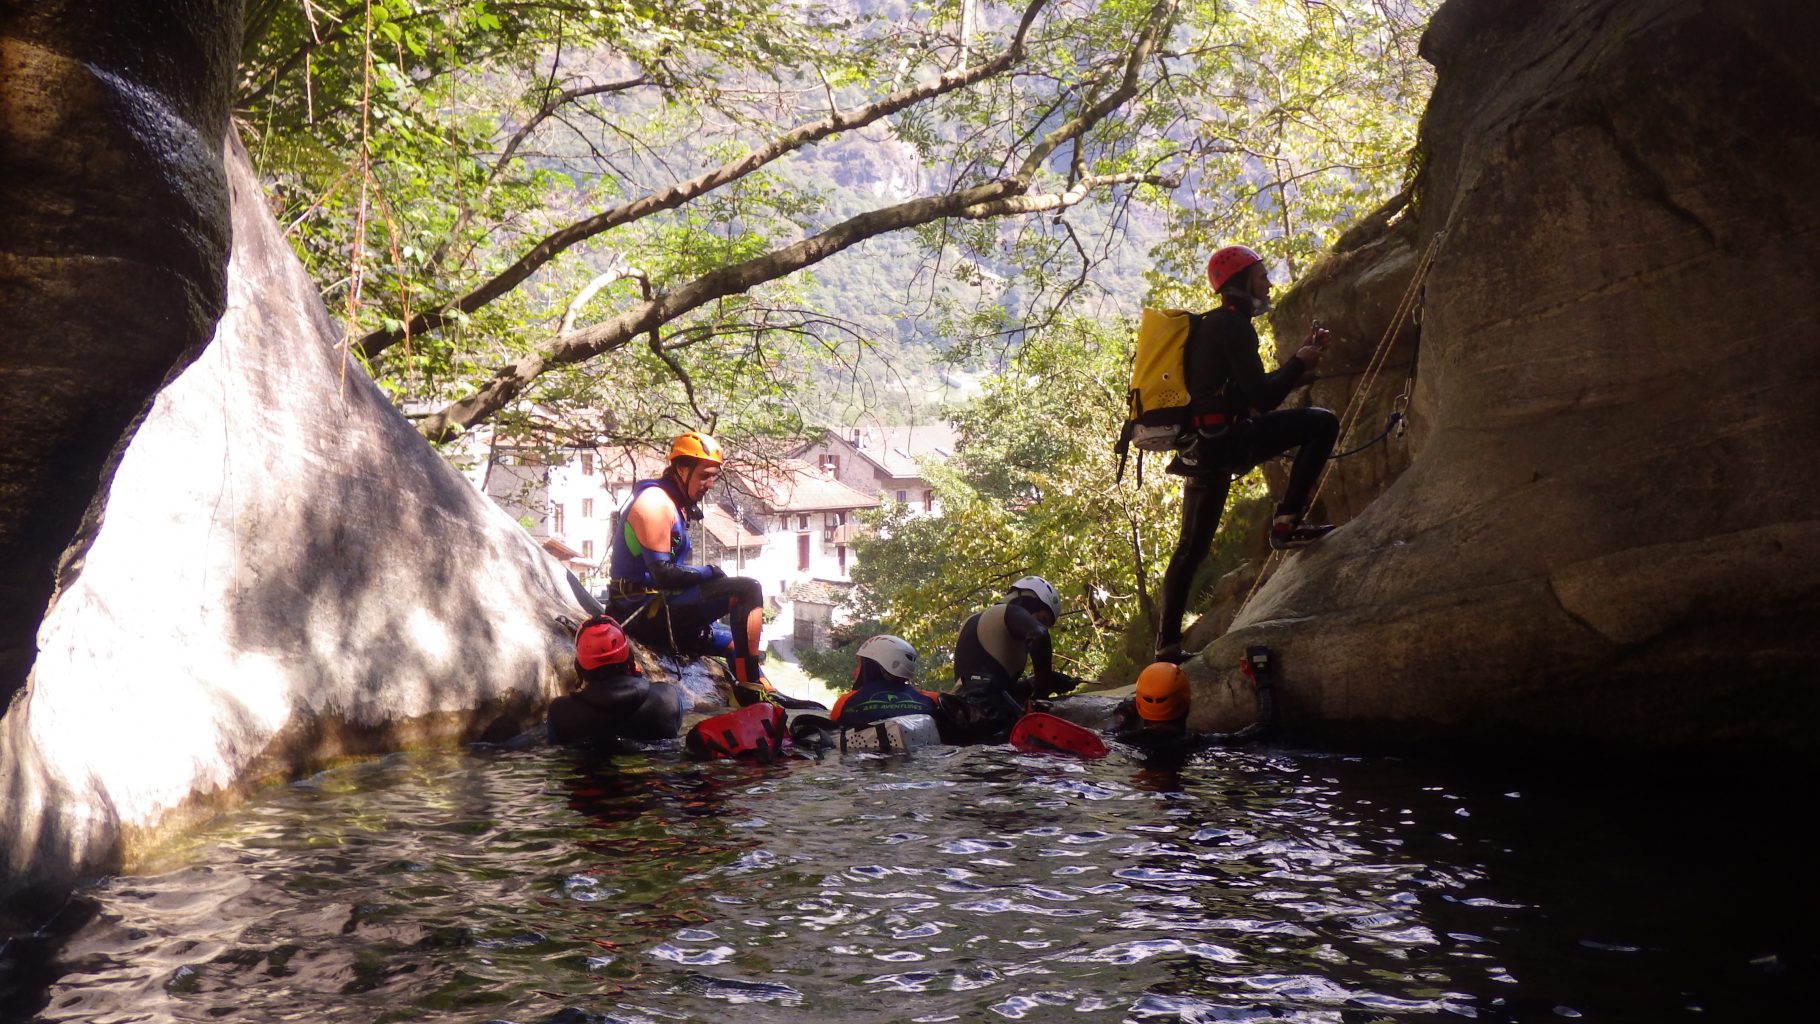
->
xmin=941 ymin=575 xmax=1083 ymax=744
xmin=830 ymin=634 xmax=941 ymax=727
xmin=548 ymin=614 xmax=684 ymax=746
xmin=605 ymin=431 xmax=822 ymax=709
xmin=1155 ymin=244 xmax=1340 ymax=664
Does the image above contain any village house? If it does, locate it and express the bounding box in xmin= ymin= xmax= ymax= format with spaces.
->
xmin=791 ymin=423 xmax=956 ymax=514
xmin=461 ymin=430 xmax=889 ymax=651
xmin=708 ymin=456 xmax=880 ymax=599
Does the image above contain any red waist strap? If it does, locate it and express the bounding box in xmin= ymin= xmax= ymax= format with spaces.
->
xmin=1190 ymin=412 xmax=1229 ymax=428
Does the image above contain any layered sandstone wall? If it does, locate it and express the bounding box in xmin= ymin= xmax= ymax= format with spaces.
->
xmin=1189 ymin=0 xmax=1820 ymax=761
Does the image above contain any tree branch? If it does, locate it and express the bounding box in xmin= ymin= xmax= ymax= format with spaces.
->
xmin=427 ymin=75 xmax=654 ymax=276
xmin=353 ymin=0 xmax=1054 ymax=361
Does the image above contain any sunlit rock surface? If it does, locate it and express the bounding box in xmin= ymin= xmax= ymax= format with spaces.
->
xmin=1192 ymin=0 xmax=1820 ymax=758
xmin=0 ymin=0 xmax=241 ymax=716
xmin=0 ymin=138 xmax=583 ymax=908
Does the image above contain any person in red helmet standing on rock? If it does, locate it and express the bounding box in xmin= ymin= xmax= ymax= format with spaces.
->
xmin=1154 ymin=245 xmax=1339 ymax=663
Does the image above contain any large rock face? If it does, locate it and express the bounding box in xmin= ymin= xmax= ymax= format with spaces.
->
xmin=0 ymin=0 xmax=242 ymax=714
xmin=1190 ymin=0 xmax=1820 ymax=761
xmin=0 ymin=138 xmax=583 ymax=911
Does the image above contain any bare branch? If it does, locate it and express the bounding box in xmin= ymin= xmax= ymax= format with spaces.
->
xmin=956 ymin=171 xmax=1180 ymax=219
xmin=427 ymin=75 xmax=654 ymax=276
xmin=354 ymin=0 xmax=1055 ymax=360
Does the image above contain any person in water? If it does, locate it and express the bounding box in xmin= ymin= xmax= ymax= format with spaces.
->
xmin=606 ymin=431 xmax=822 ymax=709
xmin=943 ymin=575 xmax=1082 ymax=743
xmin=1155 ymin=245 xmax=1339 ymax=663
xmin=1109 ymin=661 xmax=1215 ymax=761
xmin=830 ymin=634 xmax=940 ymax=727
xmin=547 ymin=614 xmax=684 ymax=746
xmin=1110 ymin=655 xmax=1274 ymax=761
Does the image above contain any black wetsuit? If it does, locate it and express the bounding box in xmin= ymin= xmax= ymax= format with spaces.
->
xmin=1108 ymin=699 xmax=1218 ymax=764
xmin=1157 ymin=305 xmax=1339 ymax=650
xmin=547 ymin=667 xmax=684 ymax=747
xmin=943 ymin=598 xmax=1077 ymax=743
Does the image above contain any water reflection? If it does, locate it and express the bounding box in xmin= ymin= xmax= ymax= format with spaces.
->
xmin=4 ymin=743 xmax=1812 ymax=1022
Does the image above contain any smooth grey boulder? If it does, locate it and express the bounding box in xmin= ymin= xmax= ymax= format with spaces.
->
xmin=0 ymin=0 xmax=242 ymax=714
xmin=0 ymin=137 xmax=583 ymax=910
xmin=1189 ymin=0 xmax=1820 ymax=761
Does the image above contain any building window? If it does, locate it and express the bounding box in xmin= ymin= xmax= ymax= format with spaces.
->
xmin=923 ymin=489 xmax=934 ymax=512
xmin=582 ymin=498 xmax=594 ymax=518
xmin=553 ymin=504 xmax=565 ymax=535
xmin=895 ymin=489 xmax=908 ymax=503
xmin=582 ymin=540 xmax=594 ymax=558
xmin=798 ymin=514 xmax=810 ymax=530
xmin=837 ymin=545 xmax=847 ymax=573
xmin=581 ymin=453 xmax=595 ymax=475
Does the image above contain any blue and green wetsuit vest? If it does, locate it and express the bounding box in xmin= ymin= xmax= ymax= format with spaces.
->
xmin=609 ymin=479 xmax=692 ymax=586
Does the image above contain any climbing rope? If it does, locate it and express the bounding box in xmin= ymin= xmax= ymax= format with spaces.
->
xmin=1232 ymin=229 xmax=1448 ymax=617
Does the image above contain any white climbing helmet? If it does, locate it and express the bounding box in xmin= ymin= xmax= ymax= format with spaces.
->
xmin=1007 ymin=575 xmax=1061 ymax=620
xmin=856 ymin=634 xmax=919 ymax=680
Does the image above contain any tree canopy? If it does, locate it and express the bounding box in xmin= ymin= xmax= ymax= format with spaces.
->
xmin=240 ymin=0 xmax=1437 ymax=683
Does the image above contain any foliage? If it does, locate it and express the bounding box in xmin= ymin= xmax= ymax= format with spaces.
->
xmin=239 ymin=0 xmax=1439 ymax=672
xmin=239 ymin=0 xmax=1438 ymax=447
xmin=841 ymin=315 xmax=1272 ymax=687
xmin=794 ymin=617 xmax=886 ymax=691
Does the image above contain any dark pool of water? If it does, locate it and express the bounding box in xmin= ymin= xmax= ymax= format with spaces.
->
xmin=3 ymin=742 xmax=1815 ymax=1023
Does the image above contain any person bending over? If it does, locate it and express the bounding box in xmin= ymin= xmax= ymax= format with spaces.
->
xmin=942 ymin=575 xmax=1081 ymax=743
xmin=606 ymin=431 xmax=821 ymax=709
xmin=1155 ymin=245 xmax=1340 ymax=663
xmin=548 ymin=614 xmax=684 ymax=746
xmin=831 ymin=634 xmax=941 ymax=727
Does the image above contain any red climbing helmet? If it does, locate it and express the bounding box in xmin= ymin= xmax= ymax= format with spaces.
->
xmin=575 ymin=615 xmax=632 ymax=670
xmin=1206 ymin=245 xmax=1263 ymax=292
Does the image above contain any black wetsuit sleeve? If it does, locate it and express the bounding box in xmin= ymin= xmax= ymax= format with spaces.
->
xmin=643 ymin=549 xmax=717 ymax=590
xmin=1204 ymin=310 xmax=1305 ymax=417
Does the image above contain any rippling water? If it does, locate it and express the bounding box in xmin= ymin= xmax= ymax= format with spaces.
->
xmin=5 ymin=742 xmax=1813 ymax=1023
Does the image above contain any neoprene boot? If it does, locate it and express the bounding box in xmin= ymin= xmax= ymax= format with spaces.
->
xmin=1269 ymin=512 xmax=1334 ymax=551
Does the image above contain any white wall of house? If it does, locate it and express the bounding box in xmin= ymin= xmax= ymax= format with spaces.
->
xmin=799 ymin=431 xmax=946 ymax=517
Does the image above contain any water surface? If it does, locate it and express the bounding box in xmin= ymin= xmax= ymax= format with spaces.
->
xmin=6 ymin=742 xmax=1813 ymax=1022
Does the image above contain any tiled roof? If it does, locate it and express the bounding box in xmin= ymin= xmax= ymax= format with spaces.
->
xmin=819 ymin=423 xmax=957 ymax=478
xmin=541 ymin=536 xmax=582 ymax=560
xmin=729 ymin=457 xmax=881 ymax=513
xmin=700 ymin=504 xmax=765 ymax=549
xmin=591 ymin=446 xmax=673 ymax=483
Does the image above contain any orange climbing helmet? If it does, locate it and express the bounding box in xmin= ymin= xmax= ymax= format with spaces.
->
xmin=669 ymin=431 xmax=723 ymax=465
xmin=1206 ymin=244 xmax=1263 ymax=293
xmin=1135 ymin=661 xmax=1190 ymax=722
